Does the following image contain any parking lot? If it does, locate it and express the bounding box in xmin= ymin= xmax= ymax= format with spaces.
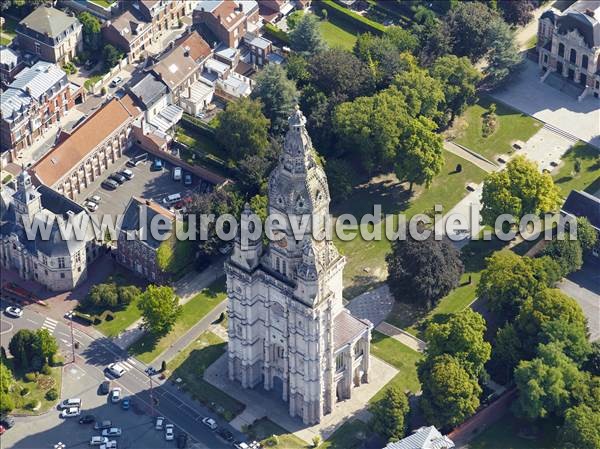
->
xmin=78 ymin=150 xmax=213 ymax=219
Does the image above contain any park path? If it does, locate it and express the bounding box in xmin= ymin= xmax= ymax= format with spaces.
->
xmin=375 ymin=321 xmax=427 ymax=353
xmin=444 ymin=141 xmax=499 ymax=173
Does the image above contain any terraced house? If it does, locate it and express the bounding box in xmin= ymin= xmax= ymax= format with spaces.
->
xmin=16 ymin=6 xmax=83 ymax=65
xmin=121 ymin=0 xmax=193 ymax=37
xmin=0 ymin=61 xmax=73 ymax=158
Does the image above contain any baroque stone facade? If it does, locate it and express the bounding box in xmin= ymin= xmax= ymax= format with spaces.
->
xmin=226 ymin=108 xmax=372 ymax=425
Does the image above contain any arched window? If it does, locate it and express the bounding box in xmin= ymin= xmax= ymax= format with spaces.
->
xmin=582 ymin=54 xmax=589 ymax=69
xmin=569 ymin=48 xmax=577 ymax=64
xmin=558 ymin=43 xmax=565 ymax=57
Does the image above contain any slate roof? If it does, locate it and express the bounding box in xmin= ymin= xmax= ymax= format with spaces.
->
xmin=562 ymin=190 xmax=600 ymax=230
xmin=332 ymin=309 xmax=370 ymax=351
xmin=120 ymin=197 xmax=175 ymax=249
xmin=106 ymin=9 xmax=150 ymax=44
xmin=152 ymin=46 xmax=198 ymax=91
xmin=384 ymin=426 xmax=455 ymax=449
xmin=19 ymin=6 xmax=80 ymax=39
xmin=129 ymin=72 xmax=168 ymax=110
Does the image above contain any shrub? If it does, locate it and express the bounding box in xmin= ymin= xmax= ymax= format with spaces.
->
xmin=21 ymin=387 xmax=30 ymax=396
xmin=264 ymin=22 xmax=290 ymax=45
xmin=41 ymin=364 xmax=52 ymax=375
xmin=45 ymin=388 xmax=58 ymax=401
xmin=25 ymin=399 xmax=39 ymax=410
xmin=482 ymin=103 xmax=498 ymax=137
xmin=50 ymin=354 xmax=64 ymax=367
xmin=265 ymin=435 xmax=279 ymax=447
xmin=320 ymin=0 xmax=386 ymax=35
xmin=0 ymin=394 xmax=14 ymax=414
xmin=24 ymin=372 xmax=37 ymax=382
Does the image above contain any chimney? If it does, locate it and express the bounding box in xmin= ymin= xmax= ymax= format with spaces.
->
xmin=584 ymin=8 xmax=595 ymax=18
xmin=145 ymin=200 xmax=150 ymax=205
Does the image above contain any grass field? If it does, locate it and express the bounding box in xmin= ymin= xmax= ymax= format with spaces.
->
xmin=167 ymin=331 xmax=244 ymax=421
xmin=470 ymin=414 xmax=559 ymax=449
xmin=0 ymin=16 xmax=17 ymax=45
xmin=369 ymin=330 xmax=423 ymax=400
xmin=128 ymin=278 xmax=226 ymax=363
xmin=89 ymin=0 xmax=116 ymax=7
xmin=94 ymin=295 xmax=142 ymax=337
xmin=335 ymin=151 xmax=487 ymax=297
xmin=318 ymin=17 xmax=359 ymax=50
xmin=248 ymin=418 xmax=309 ymax=449
xmin=553 ymin=142 xmax=600 ymax=196
xmin=454 ymin=96 xmax=543 ymax=162
xmin=318 ymin=420 xmax=371 ymax=449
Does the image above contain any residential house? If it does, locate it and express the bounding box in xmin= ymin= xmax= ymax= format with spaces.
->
xmin=151 ymin=43 xmax=202 ymax=105
xmin=258 ymin=0 xmax=295 ymax=23
xmin=102 ymin=9 xmax=153 ymax=63
xmin=1 ymin=62 xmax=73 ymax=157
xmin=16 ymin=6 xmax=83 ymax=64
xmin=0 ymin=46 xmax=25 ymax=87
xmin=244 ymin=32 xmax=272 ymax=66
xmin=382 ymin=426 xmax=455 ymax=449
xmin=0 ymin=169 xmax=100 ymax=292
xmin=193 ymin=0 xmax=261 ymax=48
xmin=117 ymin=196 xmax=175 ymax=283
xmin=201 ymin=56 xmax=253 ymax=101
xmin=561 ymin=189 xmax=600 ymax=257
xmin=126 ymin=0 xmax=192 ymax=36
xmin=30 ymin=94 xmax=142 ymax=200
xmin=537 ymin=0 xmax=600 ymax=98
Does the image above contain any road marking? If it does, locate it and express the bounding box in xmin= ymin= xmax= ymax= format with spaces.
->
xmin=41 ymin=317 xmax=57 ymax=332
xmin=121 ymin=361 xmax=133 ymax=370
xmin=127 ymin=357 xmax=138 ymax=366
xmin=26 ymin=318 xmax=38 ymax=324
xmin=0 ymin=321 xmax=13 ymax=335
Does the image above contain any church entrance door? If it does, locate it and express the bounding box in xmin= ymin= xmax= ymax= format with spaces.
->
xmin=272 ymin=375 xmax=284 ymax=400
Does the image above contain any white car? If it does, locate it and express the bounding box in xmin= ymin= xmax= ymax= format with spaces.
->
xmin=101 ymin=427 xmax=122 ymax=437
xmin=110 ymin=387 xmax=122 ymax=403
xmin=107 ymin=363 xmax=126 ymax=378
xmin=89 ymin=195 xmax=102 ymax=204
xmin=85 ymin=201 xmax=98 ymax=212
xmin=121 ymin=168 xmax=134 ymax=180
xmin=90 ymin=436 xmax=109 ymax=446
xmin=60 ymin=406 xmax=80 ymax=418
xmin=201 ymin=417 xmax=217 ymax=430
xmin=110 ymin=76 xmax=123 ymax=87
xmin=99 ymin=442 xmax=117 ymax=449
xmin=155 ymin=416 xmax=165 ymax=430
xmin=4 ymin=306 xmax=23 ymax=318
xmin=165 ymin=424 xmax=174 ymax=441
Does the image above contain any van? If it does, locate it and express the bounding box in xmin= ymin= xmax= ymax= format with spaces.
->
xmin=60 ymin=398 xmax=82 ymax=409
xmin=163 ymin=193 xmax=182 ymax=205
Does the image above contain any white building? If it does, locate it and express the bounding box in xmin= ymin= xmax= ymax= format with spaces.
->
xmin=226 ymin=107 xmax=372 ymax=425
xmin=382 ymin=426 xmax=455 ymax=449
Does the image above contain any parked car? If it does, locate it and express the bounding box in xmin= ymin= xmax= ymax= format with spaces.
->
xmin=127 ymin=153 xmax=147 ymax=167
xmin=110 ymin=387 xmax=122 ymax=403
xmin=59 ymin=398 xmax=82 ymax=409
xmin=183 ymin=173 xmax=192 ymax=186
xmin=120 ymin=168 xmax=134 ymax=180
xmin=60 ymin=407 xmax=81 ymax=418
xmin=121 ymin=397 xmax=130 ymax=410
xmin=162 ymin=192 xmax=181 ymax=206
xmin=89 ymin=194 xmax=101 ymax=203
xmin=99 ymin=441 xmax=117 ymax=449
xmin=217 ymin=427 xmax=234 ymax=442
xmin=176 ymin=433 xmax=188 ymax=449
xmin=99 ymin=381 xmax=110 ymax=395
xmin=155 ymin=416 xmax=165 ymax=430
xmin=0 ymin=416 xmax=14 ymax=429
xmin=4 ymin=306 xmax=22 ymax=318
xmin=85 ymin=201 xmax=98 ymax=212
xmin=151 ymin=158 xmax=163 ymax=171
xmin=106 ymin=363 xmax=126 ymax=378
xmin=90 ymin=436 xmax=109 ymax=446
xmin=201 ymin=417 xmax=218 ymax=430
xmin=110 ymin=76 xmax=123 ymax=87
xmin=102 ymin=427 xmax=122 ymax=437
xmin=172 ymin=167 xmax=182 ymax=181
xmin=109 ymin=173 xmax=126 ymax=184
xmin=165 ymin=424 xmax=174 ymax=441
xmin=94 ymin=420 xmax=112 ymax=430
xmin=101 ymin=179 xmax=118 ymax=190
xmin=79 ymin=414 xmax=95 ymax=424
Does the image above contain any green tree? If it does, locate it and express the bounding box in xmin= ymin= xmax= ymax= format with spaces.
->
xmin=325 ymin=158 xmax=354 ymax=202
xmin=419 ymin=354 xmax=482 ymax=429
xmin=445 ymin=2 xmax=501 ymax=61
xmin=543 ymin=238 xmax=583 ymax=277
xmin=369 ymin=386 xmax=410 ymax=442
xmin=499 ymin=0 xmax=535 ymax=26
xmin=157 ymin=240 xmax=174 ymax=272
xmin=395 ymin=116 xmax=444 ymax=190
xmin=215 ymin=97 xmax=270 ymax=160
xmin=83 ymin=282 xmax=119 ymax=310
xmin=485 ymin=19 xmax=522 ymax=87
xmin=431 ymin=55 xmax=482 ymax=124
xmin=576 ymin=217 xmax=598 ymax=253
xmin=560 ymin=404 xmax=600 ymax=449
xmin=251 ymin=64 xmax=298 ymax=134
xmin=34 ymin=329 xmax=58 ymax=365
xmin=386 ymin=233 xmax=464 ymax=309
xmin=425 ymin=309 xmax=491 ymax=379
xmin=8 ymin=329 xmax=37 ymax=370
xmin=286 ymin=10 xmax=304 ymax=30
xmin=285 ymin=53 xmax=310 ymax=85
xmin=103 ymin=44 xmax=123 ymax=68
xmin=481 ymin=155 xmax=562 ymax=227
xmin=289 ymin=13 xmax=325 ymax=56
xmin=411 ymin=8 xmax=452 ymax=64
xmin=0 ymin=361 xmax=14 ymax=393
xmin=234 ymin=138 xmax=280 ymax=196
xmin=78 ymin=11 xmax=102 ymax=51
xmin=584 ymin=342 xmax=600 ymax=376
xmin=118 ymin=285 xmax=141 ymax=305
xmin=137 ymin=285 xmax=182 ymax=336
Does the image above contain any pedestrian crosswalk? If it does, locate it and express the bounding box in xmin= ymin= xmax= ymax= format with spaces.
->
xmin=41 ymin=317 xmax=58 ymax=333
xmin=119 ymin=358 xmax=138 ymax=371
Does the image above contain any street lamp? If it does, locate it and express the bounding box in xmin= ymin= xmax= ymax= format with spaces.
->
xmin=66 ymin=311 xmax=76 ymax=364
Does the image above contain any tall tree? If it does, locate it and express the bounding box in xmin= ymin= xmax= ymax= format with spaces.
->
xmin=251 ymin=65 xmax=298 ymax=134
xmin=369 ymin=386 xmax=410 ymax=442
xmin=411 ymin=6 xmax=452 ymax=64
xmin=78 ymin=11 xmax=102 ymax=51
xmin=543 ymin=238 xmax=583 ymax=277
xmin=103 ymin=44 xmax=123 ymax=68
xmin=234 ymin=139 xmax=280 ymax=196
xmin=584 ymin=342 xmax=600 ymax=376
xmin=499 ymin=0 xmax=535 ymax=26
xmin=215 ymin=97 xmax=270 ymax=160
xmin=8 ymin=329 xmax=37 ymax=370
xmin=34 ymin=329 xmax=58 ymax=365
xmin=0 ymin=361 xmax=14 ymax=393
xmin=395 ymin=116 xmax=444 ymax=190
xmin=386 ymin=234 xmax=464 ymax=309
xmin=419 ymin=354 xmax=482 ymax=429
xmin=137 ymin=285 xmax=182 ymax=336
xmin=561 ymin=404 xmax=600 ymax=449
xmin=289 ymin=13 xmax=325 ymax=56
xmin=485 ymin=19 xmax=522 ymax=87
xmin=576 ymin=217 xmax=598 ymax=254
xmin=425 ymin=309 xmax=491 ymax=380
xmin=481 ymin=155 xmax=562 ymax=228
xmin=431 ymin=55 xmax=482 ymax=124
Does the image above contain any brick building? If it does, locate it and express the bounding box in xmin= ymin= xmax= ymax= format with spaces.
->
xmin=102 ymin=9 xmax=153 ymax=63
xmin=193 ymin=0 xmax=261 ymax=48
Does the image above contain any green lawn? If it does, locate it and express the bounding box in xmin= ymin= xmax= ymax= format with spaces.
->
xmin=318 ymin=419 xmax=371 ymax=449
xmin=128 ymin=277 xmax=226 ymax=363
xmin=167 ymin=331 xmax=245 ymax=421
xmin=470 ymin=414 xmax=559 ymax=449
xmin=335 ymin=151 xmax=487 ymax=297
xmin=248 ymin=418 xmax=309 ymax=449
xmin=0 ymin=16 xmax=17 ymax=45
xmin=89 ymin=0 xmax=116 ymax=7
xmin=370 ymin=330 xmax=423 ymax=399
xmin=94 ymin=295 xmax=142 ymax=337
xmin=318 ymin=17 xmax=359 ymax=50
xmin=1 ymin=359 xmax=62 ymax=415
xmin=454 ymin=96 xmax=543 ymax=162
xmin=553 ymin=142 xmax=600 ymax=196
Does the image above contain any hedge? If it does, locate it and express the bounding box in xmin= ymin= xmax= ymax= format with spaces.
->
xmin=263 ymin=23 xmax=290 ymax=45
xmin=320 ymin=0 xmax=386 ymax=35
xmin=180 ymin=113 xmax=216 ymax=139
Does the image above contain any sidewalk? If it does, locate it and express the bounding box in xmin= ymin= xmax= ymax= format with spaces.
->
xmin=375 ymin=321 xmax=427 ymax=353
xmin=444 ymin=141 xmax=499 ymax=173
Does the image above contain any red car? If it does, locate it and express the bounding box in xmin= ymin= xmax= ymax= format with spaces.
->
xmin=0 ymin=425 xmax=6 ymax=435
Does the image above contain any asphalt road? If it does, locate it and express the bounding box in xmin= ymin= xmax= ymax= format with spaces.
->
xmin=0 ymin=302 xmax=241 ymax=449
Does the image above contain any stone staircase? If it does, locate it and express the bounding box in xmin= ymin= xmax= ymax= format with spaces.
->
xmin=543 ymin=71 xmax=585 ymax=99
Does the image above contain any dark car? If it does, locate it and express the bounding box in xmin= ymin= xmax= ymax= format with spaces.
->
xmin=121 ymin=397 xmax=131 ymax=410
xmin=94 ymin=419 xmax=112 ymax=430
xmin=183 ymin=173 xmax=192 ymax=186
xmin=99 ymin=380 xmax=110 ymax=395
xmin=216 ymin=428 xmax=234 ymax=442
xmin=79 ymin=414 xmax=95 ymax=424
xmin=0 ymin=416 xmax=14 ymax=429
xmin=101 ymin=179 xmax=118 ymax=190
xmin=176 ymin=433 xmax=188 ymax=449
xmin=127 ymin=153 xmax=147 ymax=167
xmin=151 ymin=158 xmax=163 ymax=171
xmin=109 ymin=173 xmax=126 ymax=184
